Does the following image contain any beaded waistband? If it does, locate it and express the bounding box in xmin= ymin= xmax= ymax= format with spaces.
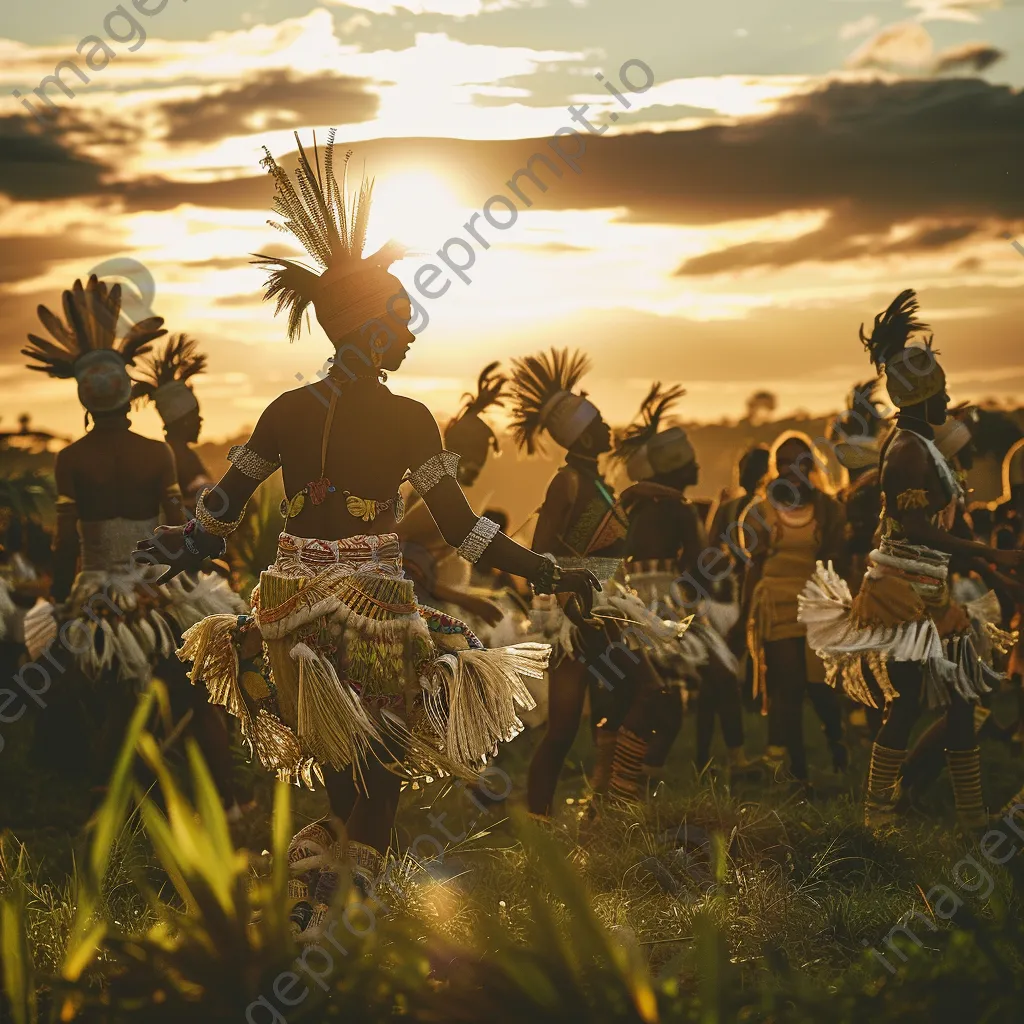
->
xmin=274 ymin=532 xmax=404 ymax=576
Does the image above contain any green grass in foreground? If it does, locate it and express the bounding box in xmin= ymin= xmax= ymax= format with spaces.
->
xmin=3 ymin=680 xmax=1024 ymax=1022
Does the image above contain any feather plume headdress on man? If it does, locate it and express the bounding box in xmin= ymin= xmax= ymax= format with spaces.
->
xmin=131 ymin=334 xmax=206 ymax=426
xmin=444 ymin=361 xmax=508 ymax=463
xmin=252 ymin=129 xmax=405 ymax=344
xmin=23 ymin=275 xmax=166 ymax=415
xmin=860 ymin=288 xmax=944 ymax=408
xmin=613 ymin=383 xmax=693 ymax=481
xmin=508 ymin=348 xmax=598 ymax=454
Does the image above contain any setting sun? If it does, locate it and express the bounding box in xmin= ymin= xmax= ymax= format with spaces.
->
xmin=364 ymin=169 xmax=467 ymax=254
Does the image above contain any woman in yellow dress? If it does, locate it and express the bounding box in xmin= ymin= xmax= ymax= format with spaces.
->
xmin=735 ymin=432 xmax=847 ymax=791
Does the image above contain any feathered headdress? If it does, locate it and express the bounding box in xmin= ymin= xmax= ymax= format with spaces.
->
xmin=444 ymin=361 xmax=508 ymax=460
xmin=614 ymin=383 xmax=694 ymax=481
xmin=23 ymin=275 xmax=166 ymax=414
xmin=251 ymin=129 xmax=405 ymax=344
xmin=829 ymin=377 xmax=887 ymax=470
xmin=132 ymin=334 xmax=206 ymax=426
xmin=859 ymin=289 xmax=945 ymax=408
xmin=508 ymin=348 xmax=597 ymax=453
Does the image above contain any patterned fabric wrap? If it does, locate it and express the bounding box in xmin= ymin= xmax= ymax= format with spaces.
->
xmin=22 ymin=516 xmax=246 ymax=683
xmin=177 ymin=531 xmax=548 ymax=789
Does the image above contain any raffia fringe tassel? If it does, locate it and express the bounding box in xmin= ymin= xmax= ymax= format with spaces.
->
xmin=291 ymin=642 xmax=384 ymax=772
xmin=799 ymin=561 xmax=1000 ymax=709
xmin=422 ymin=643 xmax=547 ymax=766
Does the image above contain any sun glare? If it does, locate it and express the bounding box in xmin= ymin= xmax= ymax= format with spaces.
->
xmin=364 ymin=169 xmax=467 ymax=254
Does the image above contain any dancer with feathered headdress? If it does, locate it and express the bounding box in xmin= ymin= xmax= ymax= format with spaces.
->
xmin=615 ymin=384 xmax=755 ymax=780
xmin=134 ymin=132 xmax=600 ymax=932
xmin=507 ymin=350 xmax=679 ymax=813
xmin=799 ymin=289 xmax=1020 ymax=829
xmin=132 ymin=334 xmax=212 ymax=509
xmin=20 ymin=275 xmax=246 ymax=805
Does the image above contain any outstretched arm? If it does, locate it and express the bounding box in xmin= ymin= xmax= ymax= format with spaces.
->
xmin=403 ymin=403 xmax=599 ymax=612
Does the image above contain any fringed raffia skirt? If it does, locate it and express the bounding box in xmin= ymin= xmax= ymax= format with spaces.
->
xmin=177 ymin=532 xmax=548 ymax=789
xmin=626 ymin=561 xmax=737 ymax=685
xmin=23 ymin=567 xmax=247 ymax=683
xmin=799 ymin=552 xmax=1017 ymax=710
xmin=512 ymin=573 xmax=691 ymax=680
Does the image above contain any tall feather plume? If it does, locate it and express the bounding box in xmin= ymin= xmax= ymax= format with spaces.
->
xmin=613 ymin=382 xmax=686 ymax=462
xmin=448 ymin=362 xmax=508 ymax=454
xmin=860 ymin=288 xmax=929 ymax=371
xmin=23 ymin=275 xmax=166 ymax=378
xmin=251 ymin=129 xmax=384 ymax=343
xmin=131 ymin=334 xmax=207 ymax=402
xmin=460 ymin=361 xmax=508 ymax=417
xmin=508 ymin=348 xmax=591 ymax=454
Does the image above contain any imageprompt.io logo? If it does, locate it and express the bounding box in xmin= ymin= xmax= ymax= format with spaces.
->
xmin=86 ymin=258 xmax=158 ymax=326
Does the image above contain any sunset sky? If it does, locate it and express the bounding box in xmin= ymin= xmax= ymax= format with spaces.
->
xmin=2 ymin=0 xmax=1023 ymax=445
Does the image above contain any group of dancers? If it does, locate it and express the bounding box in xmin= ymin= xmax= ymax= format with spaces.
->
xmin=4 ymin=132 xmax=1024 ymax=941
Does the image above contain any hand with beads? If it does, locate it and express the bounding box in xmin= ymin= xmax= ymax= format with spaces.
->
xmin=135 ymin=520 xmax=224 ymax=585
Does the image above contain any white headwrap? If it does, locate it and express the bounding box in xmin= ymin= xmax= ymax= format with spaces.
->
xmin=539 ymin=390 xmax=599 ymax=448
xmin=154 ymin=380 xmax=199 ymax=425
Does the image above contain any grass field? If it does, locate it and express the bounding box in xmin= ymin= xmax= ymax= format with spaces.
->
xmin=3 ymin=675 xmax=1024 ymax=1022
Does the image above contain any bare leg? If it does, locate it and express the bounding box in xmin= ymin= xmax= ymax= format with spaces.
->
xmin=643 ymin=687 xmax=684 ymax=770
xmin=527 ymin=657 xmax=588 ymax=816
xmin=161 ymin=655 xmax=238 ymax=808
xmin=324 ymin=767 xmax=361 ymax=822
xmin=765 ymin=638 xmax=809 ymax=780
xmin=344 ymin=754 xmax=404 ymax=855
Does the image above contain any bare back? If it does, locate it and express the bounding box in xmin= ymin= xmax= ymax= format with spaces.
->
xmin=247 ymin=379 xmax=444 ymax=541
xmin=56 ymin=428 xmax=178 ymax=522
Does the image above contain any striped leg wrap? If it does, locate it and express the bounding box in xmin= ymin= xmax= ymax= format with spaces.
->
xmin=864 ymin=743 xmax=905 ymax=830
xmin=946 ymin=747 xmax=987 ymax=829
xmin=609 ymin=728 xmax=648 ymax=802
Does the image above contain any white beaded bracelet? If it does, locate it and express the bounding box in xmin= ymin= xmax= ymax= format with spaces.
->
xmin=457 ymin=515 xmax=501 ymax=563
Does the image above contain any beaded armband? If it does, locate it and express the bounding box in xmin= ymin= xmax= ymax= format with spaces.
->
xmin=228 ymin=444 xmax=281 ymax=482
xmin=195 ymin=488 xmax=248 ymax=538
xmin=457 ymin=515 xmax=501 ymax=563
xmin=408 ymin=451 xmax=460 ymax=495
